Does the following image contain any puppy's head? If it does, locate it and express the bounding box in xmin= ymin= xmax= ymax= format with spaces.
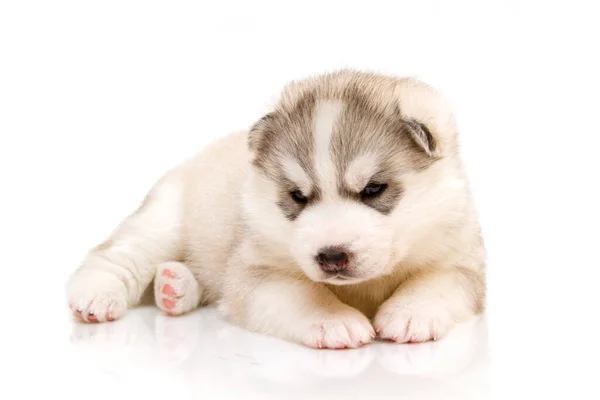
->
xmin=243 ymin=70 xmax=462 ymax=285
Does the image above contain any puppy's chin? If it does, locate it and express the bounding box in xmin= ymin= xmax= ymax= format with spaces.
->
xmin=321 ymin=275 xmax=366 ymax=286
xmin=311 ymin=275 xmax=367 ymax=286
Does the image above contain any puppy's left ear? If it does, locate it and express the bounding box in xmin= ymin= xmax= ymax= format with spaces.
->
xmin=395 ymin=77 xmax=459 ymax=157
xmin=404 ymin=119 xmax=438 ymax=157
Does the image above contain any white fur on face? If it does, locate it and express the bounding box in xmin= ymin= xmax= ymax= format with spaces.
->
xmin=388 ymin=167 xmax=468 ymax=265
xmin=291 ymin=200 xmax=396 ymax=284
xmin=283 ymin=102 xmax=396 ymax=284
xmin=313 ymin=100 xmax=343 ymax=198
xmin=281 ymin=156 xmax=312 ymax=195
xmin=344 ymin=153 xmax=379 ymax=192
xmin=241 ymin=169 xmax=295 ymax=257
xmin=245 ymin=98 xmax=443 ymax=285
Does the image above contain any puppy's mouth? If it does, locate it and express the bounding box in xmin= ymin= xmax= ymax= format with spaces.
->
xmin=322 ymin=273 xmax=363 ymax=285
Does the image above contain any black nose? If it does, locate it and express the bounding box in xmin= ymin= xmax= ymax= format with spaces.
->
xmin=316 ymin=247 xmax=350 ymax=273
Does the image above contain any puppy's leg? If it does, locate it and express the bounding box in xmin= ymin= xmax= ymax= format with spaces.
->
xmin=66 ymin=172 xmax=184 ymax=323
xmin=373 ymin=267 xmax=485 ymax=343
xmin=220 ymin=266 xmax=375 ymax=349
xmin=154 ymin=261 xmax=202 ymax=316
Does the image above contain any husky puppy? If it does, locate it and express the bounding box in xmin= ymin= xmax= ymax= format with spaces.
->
xmin=66 ymin=70 xmax=486 ymax=349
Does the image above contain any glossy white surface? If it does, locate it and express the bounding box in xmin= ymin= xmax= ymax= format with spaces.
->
xmin=64 ymin=307 xmax=491 ymax=399
xmin=2 ymin=1 xmax=599 ymax=399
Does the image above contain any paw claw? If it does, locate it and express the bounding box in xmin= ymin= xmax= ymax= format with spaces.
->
xmin=67 ymin=269 xmax=128 ymax=323
xmin=374 ymin=304 xmax=451 ymax=344
xmin=306 ymin=311 xmax=374 ymax=349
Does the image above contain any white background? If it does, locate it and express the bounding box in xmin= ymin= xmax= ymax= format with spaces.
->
xmin=1 ymin=1 xmax=599 ymax=399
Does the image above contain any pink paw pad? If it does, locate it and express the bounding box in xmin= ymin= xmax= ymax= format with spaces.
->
xmin=162 ymin=298 xmax=176 ymax=310
xmin=162 ymin=269 xmax=176 ymax=278
xmin=159 ymin=278 xmax=181 ymax=313
xmin=162 ymin=283 xmax=176 ymax=296
xmin=155 ymin=264 xmax=200 ymax=317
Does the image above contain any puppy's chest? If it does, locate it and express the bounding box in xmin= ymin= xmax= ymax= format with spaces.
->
xmin=328 ymin=277 xmax=402 ymax=319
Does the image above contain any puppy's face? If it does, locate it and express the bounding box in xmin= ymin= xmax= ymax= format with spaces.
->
xmin=244 ymin=73 xmax=452 ymax=285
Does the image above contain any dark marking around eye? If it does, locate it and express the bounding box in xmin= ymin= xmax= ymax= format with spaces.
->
xmin=362 ymin=182 xmax=403 ymax=214
xmin=360 ymin=183 xmax=387 ymax=199
xmin=278 ymin=181 xmax=320 ymax=221
xmin=339 ymin=179 xmax=403 ymax=215
xmin=289 ymin=190 xmax=308 ymax=205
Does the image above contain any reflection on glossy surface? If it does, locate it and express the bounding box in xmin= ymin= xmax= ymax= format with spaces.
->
xmin=69 ymin=307 xmax=491 ymax=399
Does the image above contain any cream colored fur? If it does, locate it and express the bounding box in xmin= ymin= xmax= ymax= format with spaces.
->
xmin=66 ymin=70 xmax=485 ymax=349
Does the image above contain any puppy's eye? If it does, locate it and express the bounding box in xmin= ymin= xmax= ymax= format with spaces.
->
xmin=289 ymin=190 xmax=308 ymax=204
xmin=361 ymin=183 xmax=387 ymax=199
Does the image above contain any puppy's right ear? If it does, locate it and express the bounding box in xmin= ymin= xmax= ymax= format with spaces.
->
xmin=248 ymin=112 xmax=275 ymax=152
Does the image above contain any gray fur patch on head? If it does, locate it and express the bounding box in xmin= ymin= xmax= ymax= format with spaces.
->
xmin=249 ymin=94 xmax=316 ymax=180
xmin=248 ymin=70 xmax=446 ymax=219
xmin=328 ymin=91 xmax=439 ymax=213
xmin=248 ymin=95 xmax=319 ymax=220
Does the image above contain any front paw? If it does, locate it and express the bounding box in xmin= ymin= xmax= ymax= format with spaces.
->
xmin=302 ymin=309 xmax=375 ymax=349
xmin=373 ymin=300 xmax=453 ymax=343
xmin=67 ymin=269 xmax=128 ymax=323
